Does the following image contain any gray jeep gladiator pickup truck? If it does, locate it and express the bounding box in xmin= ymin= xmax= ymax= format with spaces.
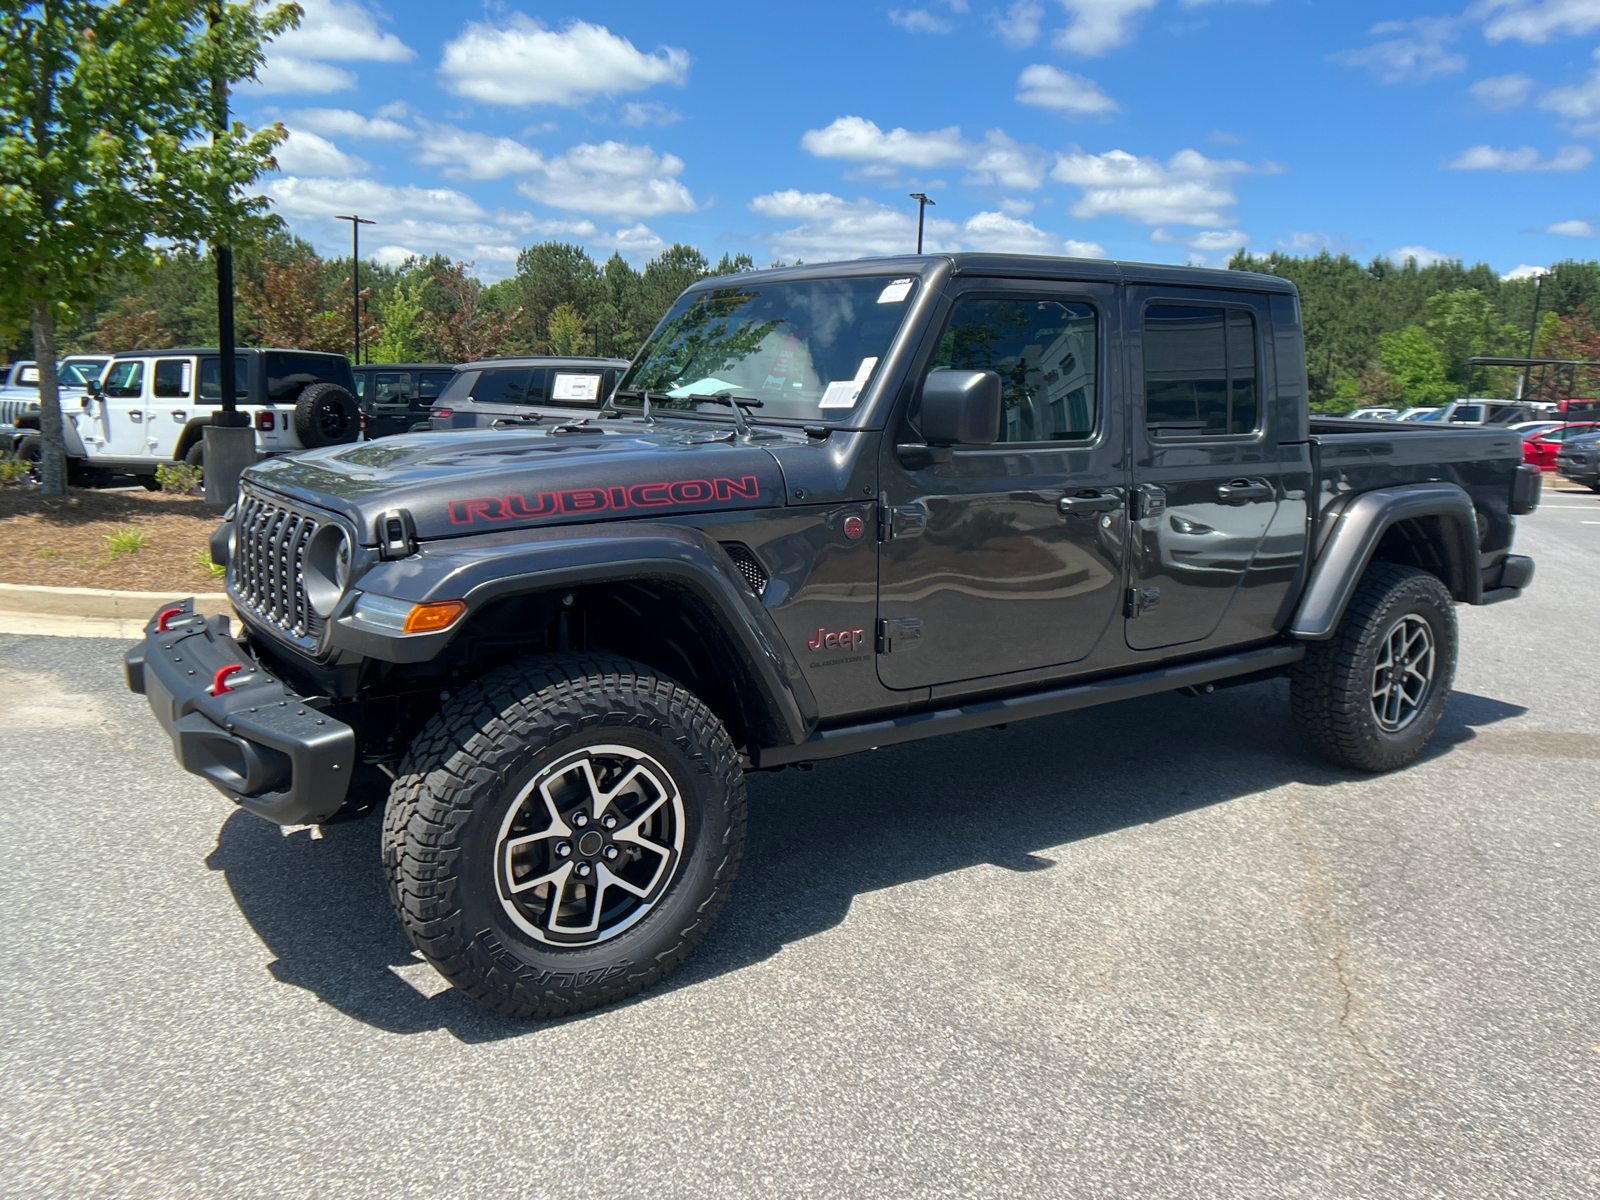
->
xmin=125 ymin=255 xmax=1541 ymax=1019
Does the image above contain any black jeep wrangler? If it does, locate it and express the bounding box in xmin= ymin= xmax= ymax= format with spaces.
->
xmin=127 ymin=255 xmax=1540 ymax=1019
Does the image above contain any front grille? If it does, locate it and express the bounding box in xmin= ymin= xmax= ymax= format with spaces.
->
xmin=720 ymin=542 xmax=769 ymax=598
xmin=231 ymin=487 xmax=326 ymax=645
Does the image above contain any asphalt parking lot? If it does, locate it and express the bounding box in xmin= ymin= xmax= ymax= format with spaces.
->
xmin=2 ymin=489 xmax=1597 ymax=1199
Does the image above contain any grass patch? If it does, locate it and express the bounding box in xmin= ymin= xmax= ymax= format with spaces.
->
xmin=191 ymin=547 xmax=226 ymax=578
xmin=0 ymin=454 xmax=32 ymax=487
xmin=156 ymin=461 xmax=202 ymax=495
xmin=103 ymin=527 xmax=151 ymax=559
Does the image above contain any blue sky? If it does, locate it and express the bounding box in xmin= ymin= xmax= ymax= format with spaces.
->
xmin=239 ymin=0 xmax=1600 ymax=281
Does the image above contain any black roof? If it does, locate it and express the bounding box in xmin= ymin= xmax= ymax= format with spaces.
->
xmin=105 ymin=347 xmax=351 ymax=359
xmin=351 ymin=362 xmax=459 ymax=372
xmin=459 ymin=356 xmax=630 ymax=370
xmin=682 ymin=253 xmax=1297 ymax=296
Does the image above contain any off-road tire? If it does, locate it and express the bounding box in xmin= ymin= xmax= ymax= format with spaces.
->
xmin=1290 ymin=563 xmax=1457 ymax=772
xmin=384 ymin=653 xmax=746 ymax=1019
xmin=184 ymin=441 xmax=205 ymax=471
xmin=293 ymin=382 xmax=360 ymax=448
xmin=16 ymin=435 xmax=41 ymax=481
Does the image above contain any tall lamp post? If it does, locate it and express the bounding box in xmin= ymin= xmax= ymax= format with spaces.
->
xmin=334 ymin=214 xmax=375 ymax=364
xmin=203 ymin=3 xmax=254 ymax=507
xmin=1520 ymin=270 xmax=1548 ymax=400
xmin=909 ymin=192 xmax=935 ymax=254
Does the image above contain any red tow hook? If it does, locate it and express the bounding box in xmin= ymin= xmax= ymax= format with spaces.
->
xmin=211 ymin=664 xmax=246 ymax=695
xmin=156 ymin=607 xmax=185 ymax=632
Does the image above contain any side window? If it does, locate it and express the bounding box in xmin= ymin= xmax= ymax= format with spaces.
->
xmin=198 ymin=357 xmax=249 ymax=402
xmin=527 ymin=368 xmax=549 ymax=403
xmin=551 ymin=372 xmax=604 ymax=405
xmin=418 ymin=371 xmax=453 ymax=401
xmin=153 ymin=358 xmax=190 ymax=398
xmin=471 ymin=367 xmax=534 ymax=405
xmin=437 ymin=370 xmax=478 ymax=404
xmin=102 ymin=361 xmax=144 ymax=399
xmin=353 ymin=373 xmax=367 ymax=399
xmin=928 ymin=296 xmax=1099 ymax=443
xmin=373 ymin=372 xmax=412 ymax=402
xmin=1144 ymin=305 xmax=1258 ymax=437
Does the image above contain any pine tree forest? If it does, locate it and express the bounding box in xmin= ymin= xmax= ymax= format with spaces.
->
xmin=8 ymin=231 xmax=1600 ymax=415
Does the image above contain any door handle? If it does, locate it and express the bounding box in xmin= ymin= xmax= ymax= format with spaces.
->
xmin=1217 ymin=480 xmax=1272 ymax=504
xmin=1058 ymin=491 xmax=1122 ymax=516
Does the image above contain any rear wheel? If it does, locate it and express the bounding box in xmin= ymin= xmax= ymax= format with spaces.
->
xmin=1290 ymin=563 xmax=1457 ymax=772
xmin=384 ymin=654 xmax=746 ymax=1019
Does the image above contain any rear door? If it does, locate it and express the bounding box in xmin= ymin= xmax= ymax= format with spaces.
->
xmin=877 ymin=279 xmax=1129 ymax=690
xmin=149 ymin=356 xmax=194 ymax=459
xmin=1124 ymin=288 xmax=1282 ymax=651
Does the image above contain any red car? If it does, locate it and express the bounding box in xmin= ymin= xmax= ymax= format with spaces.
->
xmin=1525 ymin=422 xmax=1600 ymax=469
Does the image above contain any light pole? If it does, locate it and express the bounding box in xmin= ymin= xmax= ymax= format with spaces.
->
xmin=909 ymin=192 xmax=935 ymax=254
xmin=334 ymin=214 xmax=375 ymax=364
xmin=1520 ymin=270 xmax=1548 ymax=400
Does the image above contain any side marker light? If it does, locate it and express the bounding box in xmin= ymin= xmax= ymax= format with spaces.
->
xmin=402 ymin=600 xmax=467 ymax=634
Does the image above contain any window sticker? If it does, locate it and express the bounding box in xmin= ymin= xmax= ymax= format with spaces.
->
xmin=819 ymin=357 xmax=880 ymax=409
xmin=877 ymin=278 xmax=914 ymax=304
xmin=551 ymin=373 xmax=602 ymax=402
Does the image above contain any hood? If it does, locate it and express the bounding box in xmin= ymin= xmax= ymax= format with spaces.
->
xmin=244 ymin=420 xmax=788 ymax=543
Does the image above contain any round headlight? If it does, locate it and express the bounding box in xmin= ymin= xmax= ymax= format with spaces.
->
xmin=304 ymin=525 xmax=351 ymax=618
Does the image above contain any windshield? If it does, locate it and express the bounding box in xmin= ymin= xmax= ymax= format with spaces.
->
xmin=59 ymin=359 xmax=107 ymax=387
xmin=615 ymin=275 xmax=920 ymax=421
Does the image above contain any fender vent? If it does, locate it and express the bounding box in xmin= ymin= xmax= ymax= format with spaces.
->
xmin=720 ymin=542 xmax=768 ymax=598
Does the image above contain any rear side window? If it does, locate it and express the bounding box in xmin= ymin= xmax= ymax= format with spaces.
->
xmin=1144 ymin=305 xmax=1258 ymax=437
xmin=102 ymin=360 xmax=144 ymax=399
xmin=153 ymin=358 xmax=191 ymax=398
xmin=372 ymin=371 xmax=412 ymax=402
xmin=550 ymin=372 xmax=605 ymax=406
xmin=198 ymin=357 xmax=249 ymax=402
xmin=265 ymin=353 xmax=354 ymax=400
xmin=470 ymin=367 xmax=535 ymax=405
xmin=436 ymin=370 xmax=478 ymax=405
xmin=418 ymin=371 xmax=454 ymax=401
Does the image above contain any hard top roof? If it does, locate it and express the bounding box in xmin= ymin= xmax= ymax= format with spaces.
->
xmin=458 ymin=356 xmax=630 ymax=370
xmin=681 ymin=253 xmax=1298 ymax=296
xmin=352 ymin=362 xmax=459 ymax=371
xmin=105 ymin=347 xmax=350 ymax=359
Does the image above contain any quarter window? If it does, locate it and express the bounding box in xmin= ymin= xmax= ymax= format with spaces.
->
xmin=418 ymin=371 xmax=454 ymax=401
xmin=198 ymin=357 xmax=249 ymax=402
xmin=470 ymin=367 xmax=535 ymax=405
xmin=1144 ymin=305 xmax=1259 ymax=437
xmin=928 ymin=297 xmax=1099 ymax=443
xmin=373 ymin=372 xmax=412 ymax=403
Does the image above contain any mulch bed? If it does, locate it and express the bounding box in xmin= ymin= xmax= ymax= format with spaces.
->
xmin=0 ymin=485 xmax=226 ymax=591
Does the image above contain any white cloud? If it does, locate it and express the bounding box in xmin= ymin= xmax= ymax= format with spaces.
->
xmin=1547 ymin=218 xmax=1597 ymax=235
xmin=749 ymin=190 xmax=960 ymax=259
xmin=412 ymin=122 xmax=544 ymax=181
xmin=1470 ymin=73 xmax=1535 ymax=109
xmin=1332 ymin=18 xmax=1465 ymax=84
xmin=373 ymin=244 xmax=421 ymax=268
xmin=1052 ymin=0 xmax=1160 ymax=56
xmin=993 ymin=0 xmax=1045 ymax=47
xmin=1051 ymin=148 xmax=1257 ymax=226
xmin=288 ymin=108 xmax=414 ymax=141
xmin=610 ymin=224 xmax=668 ymax=254
xmin=439 ymin=17 xmax=689 ymax=107
xmin=962 ymin=210 xmax=1106 ymax=256
xmin=1275 ymin=230 xmax=1364 ymax=254
xmin=621 ymin=101 xmax=683 ymax=127
xmin=1446 ymin=143 xmax=1593 ymax=170
xmin=999 ymin=196 xmax=1036 ymax=215
xmin=890 ymin=9 xmax=954 ymax=32
xmin=252 ymin=0 xmax=413 ymax=95
xmin=516 ymin=141 xmax=697 ymax=219
xmin=1388 ymin=245 xmax=1455 ymax=267
xmin=260 ymin=176 xmax=486 ymax=223
xmin=273 ymin=128 xmax=368 ymax=176
xmin=1015 ymin=64 xmax=1120 ymax=115
xmin=1539 ymin=51 xmax=1600 ymax=129
xmin=800 ymin=116 xmax=971 ymax=170
xmin=1502 ymin=263 xmax=1550 ymax=279
xmin=965 ymin=130 xmax=1049 ymax=189
xmin=1479 ymin=0 xmax=1600 ymax=44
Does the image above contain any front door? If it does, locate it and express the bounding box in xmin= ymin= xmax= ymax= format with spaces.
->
xmin=1124 ymin=288 xmax=1281 ymax=651
xmin=877 ymin=281 xmax=1129 ymax=690
xmin=98 ymin=359 xmax=149 ymax=459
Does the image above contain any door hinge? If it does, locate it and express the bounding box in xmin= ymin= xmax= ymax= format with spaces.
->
xmin=877 ymin=617 xmax=923 ymax=653
xmin=1125 ymin=586 xmax=1161 ymax=618
xmin=878 ymin=502 xmax=927 ymax=541
xmin=1132 ymin=485 xmax=1167 ymax=520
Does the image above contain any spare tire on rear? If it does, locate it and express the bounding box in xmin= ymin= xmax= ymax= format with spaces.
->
xmin=293 ymin=382 xmax=360 ymax=448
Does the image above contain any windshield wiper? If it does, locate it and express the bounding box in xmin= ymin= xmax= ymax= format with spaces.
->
xmin=610 ymin=388 xmax=657 ymax=423
xmin=702 ymin=391 xmax=764 ymax=436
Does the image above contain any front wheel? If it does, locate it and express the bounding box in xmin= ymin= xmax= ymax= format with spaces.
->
xmin=1290 ymin=563 xmax=1458 ymax=772
xmin=384 ymin=654 xmax=747 ymax=1019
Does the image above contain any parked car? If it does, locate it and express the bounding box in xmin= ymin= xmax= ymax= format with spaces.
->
xmin=1508 ymin=420 xmax=1564 ymax=435
xmin=1555 ymin=429 xmax=1600 ymax=490
xmin=9 ymin=347 xmax=358 ymax=487
xmin=1398 ymin=406 xmax=1440 ymax=421
xmin=351 ymin=363 xmax=457 ymax=440
xmin=130 ymin=253 xmax=1538 ymax=1021
xmin=0 ymin=355 xmax=110 ymax=435
xmin=1348 ymin=406 xmax=1400 ymax=420
xmin=1523 ymin=422 xmax=1600 ymax=470
xmin=1431 ymin=398 xmax=1540 ymax=425
xmin=428 ymin=356 xmax=630 ymax=431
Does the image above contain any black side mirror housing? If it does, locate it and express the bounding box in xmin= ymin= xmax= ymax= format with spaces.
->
xmin=85 ymin=378 xmax=102 ymax=397
xmin=919 ymin=369 xmax=1001 ymax=446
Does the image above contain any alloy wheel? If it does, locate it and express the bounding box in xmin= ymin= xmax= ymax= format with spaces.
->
xmin=1370 ymin=614 xmax=1436 ymax=732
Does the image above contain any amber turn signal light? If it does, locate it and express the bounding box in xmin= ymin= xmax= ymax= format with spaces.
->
xmin=401 ymin=599 xmax=467 ymax=634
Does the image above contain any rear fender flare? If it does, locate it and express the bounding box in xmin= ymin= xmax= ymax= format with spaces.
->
xmin=1289 ymin=482 xmax=1480 ymax=640
xmin=332 ymin=521 xmax=819 ymax=747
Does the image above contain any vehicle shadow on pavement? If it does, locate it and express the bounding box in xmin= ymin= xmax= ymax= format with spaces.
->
xmin=204 ymin=678 xmax=1525 ymax=1042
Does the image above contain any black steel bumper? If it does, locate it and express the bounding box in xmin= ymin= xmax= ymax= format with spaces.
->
xmin=1479 ymin=553 xmax=1535 ymax=605
xmin=125 ymin=599 xmax=355 ymax=825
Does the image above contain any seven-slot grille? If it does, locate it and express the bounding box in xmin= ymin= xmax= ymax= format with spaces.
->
xmin=231 ymin=487 xmax=329 ymax=644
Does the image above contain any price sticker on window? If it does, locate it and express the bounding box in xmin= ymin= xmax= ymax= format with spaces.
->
xmin=551 ymin=373 xmax=602 ymax=402
xmin=877 ymin=278 xmax=915 ymax=304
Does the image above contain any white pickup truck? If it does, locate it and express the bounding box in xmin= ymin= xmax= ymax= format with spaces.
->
xmin=0 ymin=356 xmax=111 ymax=435
xmin=9 ymin=347 xmax=359 ymax=487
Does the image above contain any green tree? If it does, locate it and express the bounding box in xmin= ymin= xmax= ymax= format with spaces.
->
xmin=1378 ymin=326 xmax=1453 ymax=407
xmin=546 ymin=302 xmax=587 ymax=355
xmin=1423 ymin=288 xmax=1518 ymax=392
xmin=0 ymin=0 xmax=296 ymax=494
xmin=368 ymin=266 xmax=427 ymax=362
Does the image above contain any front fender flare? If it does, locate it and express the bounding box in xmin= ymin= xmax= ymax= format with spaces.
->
xmin=1289 ymin=482 xmax=1479 ymax=640
xmin=329 ymin=520 xmax=819 ymax=747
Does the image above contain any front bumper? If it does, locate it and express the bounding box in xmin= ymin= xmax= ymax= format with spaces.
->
xmin=1557 ymin=458 xmax=1598 ymax=483
xmin=125 ymin=599 xmax=355 ymax=825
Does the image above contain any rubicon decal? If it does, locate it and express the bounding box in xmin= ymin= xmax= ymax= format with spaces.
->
xmin=449 ymin=476 xmax=762 ymax=525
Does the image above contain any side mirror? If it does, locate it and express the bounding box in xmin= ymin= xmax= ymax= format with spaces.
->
xmin=85 ymin=378 xmax=102 ymax=397
xmin=922 ymin=368 xmax=1001 ymax=442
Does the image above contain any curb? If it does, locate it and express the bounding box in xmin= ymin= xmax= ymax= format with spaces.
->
xmin=0 ymin=583 xmax=232 ymax=640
